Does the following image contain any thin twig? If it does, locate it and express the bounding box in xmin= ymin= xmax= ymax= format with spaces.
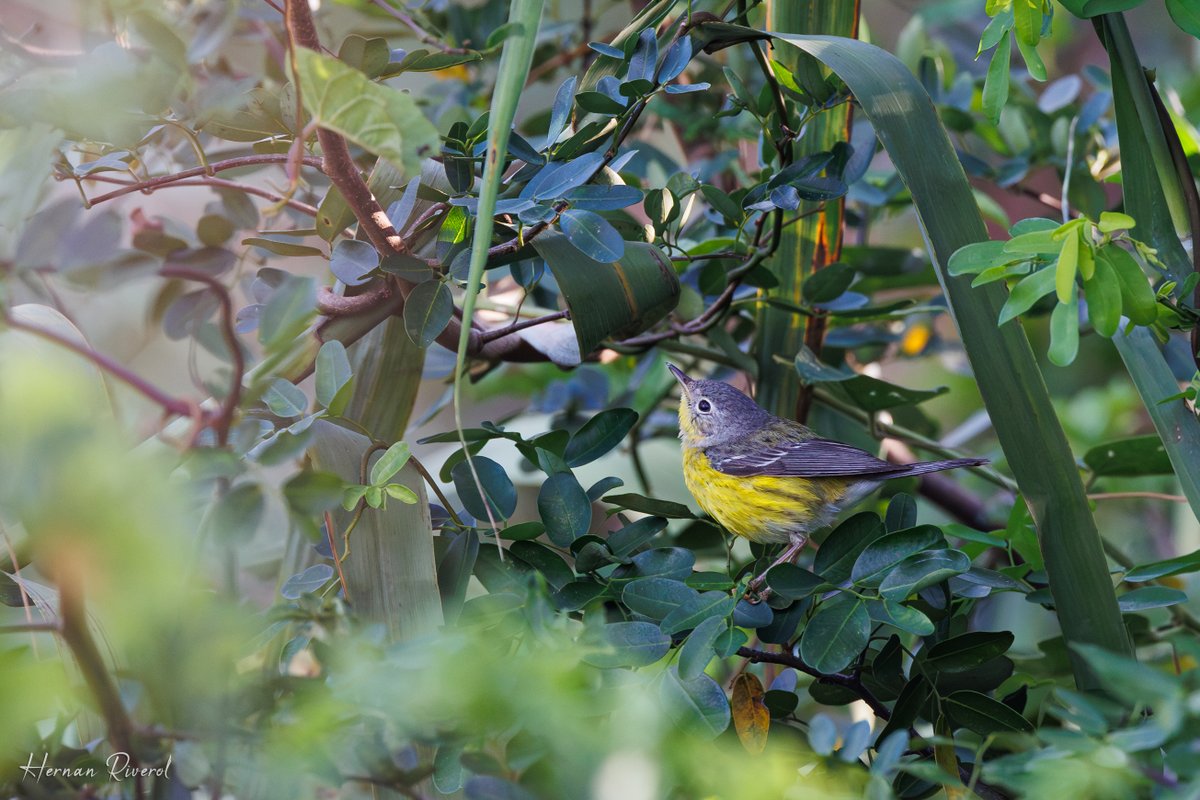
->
xmin=370 ymin=0 xmax=467 ymax=54
xmin=1 ymin=310 xmax=196 ymax=420
xmin=82 ymin=173 xmax=321 ymax=217
xmin=737 ymin=646 xmax=891 ymax=719
xmin=57 ymin=574 xmax=142 ymax=795
xmin=77 ymin=155 xmax=323 ymax=206
xmin=477 ymin=309 xmax=570 ymax=344
xmin=1088 ymin=491 xmax=1188 ymax=503
xmin=159 ymin=267 xmax=244 ymax=446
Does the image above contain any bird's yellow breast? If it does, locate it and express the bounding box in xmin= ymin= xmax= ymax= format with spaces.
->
xmin=681 ymin=447 xmax=851 ymax=543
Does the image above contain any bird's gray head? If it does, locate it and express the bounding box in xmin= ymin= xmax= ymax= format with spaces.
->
xmin=668 ymin=364 xmax=771 ymax=448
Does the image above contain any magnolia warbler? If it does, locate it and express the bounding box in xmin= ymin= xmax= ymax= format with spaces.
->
xmin=669 ymin=364 xmax=986 ymax=582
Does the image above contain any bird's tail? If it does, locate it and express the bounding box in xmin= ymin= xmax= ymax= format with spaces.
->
xmin=887 ymin=457 xmax=988 ymax=479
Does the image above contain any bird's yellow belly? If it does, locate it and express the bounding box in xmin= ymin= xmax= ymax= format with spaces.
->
xmin=682 ymin=448 xmax=850 ymax=543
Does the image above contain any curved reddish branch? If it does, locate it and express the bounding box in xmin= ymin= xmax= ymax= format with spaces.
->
xmin=82 ymin=155 xmax=323 ymax=206
xmin=160 ymin=267 xmax=244 ymax=446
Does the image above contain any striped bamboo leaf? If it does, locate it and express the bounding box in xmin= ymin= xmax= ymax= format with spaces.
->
xmin=771 ymin=33 xmax=1134 ymax=686
xmin=755 ymin=0 xmax=859 ymax=419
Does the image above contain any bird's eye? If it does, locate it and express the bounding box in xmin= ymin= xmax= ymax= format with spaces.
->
xmin=697 ymin=399 xmax=712 ymax=413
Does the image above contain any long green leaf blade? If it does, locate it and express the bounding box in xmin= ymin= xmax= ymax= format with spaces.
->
xmin=772 ymin=33 xmax=1134 ymax=685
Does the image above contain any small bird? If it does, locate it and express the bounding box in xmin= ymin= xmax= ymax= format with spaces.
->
xmin=668 ymin=364 xmax=987 ymax=588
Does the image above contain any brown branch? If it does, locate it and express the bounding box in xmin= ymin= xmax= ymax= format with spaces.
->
xmin=737 ymin=646 xmax=891 ymax=720
xmin=57 ymin=573 xmax=142 ymax=794
xmin=1 ymin=309 xmax=196 ymax=420
xmin=286 ymin=0 xmax=409 ymax=257
xmin=477 ymin=309 xmax=571 ymax=344
xmin=318 ymin=283 xmax=398 ymax=317
xmin=82 ymin=173 xmax=321 ymax=217
xmin=79 ymin=155 xmax=323 ymax=207
xmin=159 ymin=267 xmax=244 ymax=446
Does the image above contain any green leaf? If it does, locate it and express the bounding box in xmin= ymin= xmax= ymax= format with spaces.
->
xmin=259 ymin=274 xmax=316 ymax=348
xmin=794 ymin=345 xmax=856 ymax=383
xmin=1124 ymin=550 xmax=1200 ymax=582
xmin=879 ymin=549 xmax=971 ymax=601
xmin=1100 ymin=247 xmax=1157 ymax=325
xmin=947 ymin=240 xmax=1009 ymax=276
xmin=559 ymin=208 xmax=625 ymax=262
xmin=283 ymin=470 xmax=345 ymax=515
xmin=451 ymin=456 xmax=517 ymax=521
xmin=1012 ymin=0 xmax=1042 ymax=46
xmin=617 ymin=547 xmax=695 ymax=581
xmin=509 ymin=541 xmax=573 ymax=589
xmin=403 ymin=280 xmax=453 ymax=347
xmin=997 ymin=266 xmax=1055 ymax=324
xmin=1056 ymin=231 xmax=1079 ymax=303
xmin=840 ymin=375 xmax=948 ymax=412
xmin=242 ymin=236 xmax=325 ymax=258
xmin=387 ymin=49 xmax=483 ymax=75
xmin=295 ymin=49 xmax=439 ymax=175
xmin=1082 ymin=249 xmax=1123 ymax=337
xmin=660 ymin=667 xmax=731 ymax=737
xmin=575 ymin=90 xmax=626 ymax=115
xmin=1048 ymin=296 xmax=1080 ymax=367
xmin=851 ymin=525 xmax=946 ymax=586
xmin=678 ymin=615 xmax=726 ymax=680
xmin=280 ymin=564 xmax=334 ymax=598
xmin=1113 ymin=328 xmax=1200 ymax=527
xmin=813 ymin=512 xmax=887 ymax=583
xmin=1167 ymin=0 xmax=1200 ymax=35
xmin=205 ymin=482 xmax=264 ymax=544
xmin=1058 ymin=0 xmax=1148 ymax=18
xmin=885 ymin=494 xmax=917 ymax=532
xmin=582 ymin=621 xmax=670 ymax=668
xmin=1083 ymin=434 xmax=1172 ymax=477
xmin=866 ymin=599 xmax=934 ymax=636
xmin=945 ymin=690 xmax=1033 ymax=735
xmin=264 ymin=378 xmax=308 ymax=417
xmin=564 ymin=408 xmax=638 ymax=466
xmin=604 ymin=493 xmax=695 ymax=519
xmin=700 ymin=184 xmax=743 ymax=225
xmin=329 ymin=239 xmax=379 ymax=287
xmin=1016 ymin=36 xmax=1046 ymax=81
xmin=315 ymin=340 xmax=353 ymax=414
xmin=982 ymin=32 xmax=1011 ymax=124
xmin=608 ymin=516 xmax=667 ymax=557
xmin=369 ymin=441 xmax=411 ymax=486
xmin=622 ymin=578 xmax=698 ymax=620
xmin=765 ymin=563 xmax=825 ymax=600
xmin=926 ymin=631 xmax=1015 ymax=672
xmin=1118 ymin=586 xmax=1188 ymax=612
xmin=531 ymin=232 xmax=679 ymax=356
xmin=661 ymin=591 xmax=736 ymax=635
xmin=500 ymin=521 xmax=545 ymax=541
xmin=338 ymin=34 xmax=390 ymax=78
xmin=1003 ymin=229 xmax=1062 ymax=255
xmin=799 ymin=594 xmax=870 ymax=674
xmin=384 ymin=484 xmax=418 ymax=503
xmin=537 ymin=472 xmax=593 ymax=546
xmin=802 ymin=262 xmax=854 ymax=304
xmin=1098 ymin=211 xmax=1137 ymax=232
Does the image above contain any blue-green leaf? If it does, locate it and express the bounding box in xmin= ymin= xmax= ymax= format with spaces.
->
xmin=559 ymin=208 xmax=625 ymax=262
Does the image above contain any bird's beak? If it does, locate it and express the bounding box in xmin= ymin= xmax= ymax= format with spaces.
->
xmin=666 ymin=363 xmax=691 ymax=388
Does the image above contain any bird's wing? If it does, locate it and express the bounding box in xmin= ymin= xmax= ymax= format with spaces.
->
xmin=708 ymin=439 xmax=908 ymax=478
